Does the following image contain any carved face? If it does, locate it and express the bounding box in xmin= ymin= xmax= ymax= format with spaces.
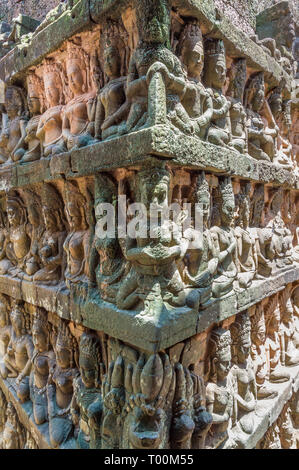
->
xmin=66 ymin=201 xmax=82 ymax=231
xmin=44 ymin=75 xmax=60 ymax=108
xmin=66 ymin=61 xmax=84 ymax=96
xmin=211 ymin=57 xmax=226 ymax=89
xmin=42 ymin=208 xmax=57 ymax=231
xmin=79 ymin=356 xmax=96 ymax=389
xmin=140 ymin=176 xmax=169 ymax=212
xmin=252 ymin=317 xmax=266 ymax=345
xmin=215 ymin=351 xmax=231 ymax=381
xmin=11 ymin=309 xmax=24 ymax=336
xmin=238 ymin=337 xmax=251 ymax=362
xmin=252 ymin=85 xmax=264 ymax=113
xmin=56 ymin=345 xmax=71 ymax=369
xmin=32 ymin=327 xmax=48 ymax=353
xmin=269 ymin=93 xmax=282 ymax=119
xmin=5 ymin=89 xmax=22 ymax=119
xmin=221 ymin=198 xmax=234 ymax=226
xmin=27 ymin=86 xmax=41 ymax=116
xmin=104 ymin=48 xmax=121 ymax=79
xmin=7 ymin=203 xmax=21 ymax=228
xmin=129 ymin=407 xmax=163 ymax=449
xmin=182 ymin=46 xmax=204 ymax=80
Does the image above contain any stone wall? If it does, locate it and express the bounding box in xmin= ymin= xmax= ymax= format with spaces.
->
xmin=0 ymin=0 xmax=61 ymax=23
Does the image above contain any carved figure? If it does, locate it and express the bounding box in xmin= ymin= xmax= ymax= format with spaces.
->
xmin=279 ymin=288 xmax=299 ymax=367
xmin=226 ymin=58 xmax=247 ymax=153
xmin=0 ymin=296 xmax=11 ymax=378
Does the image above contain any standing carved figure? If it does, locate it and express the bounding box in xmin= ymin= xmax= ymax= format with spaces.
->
xmin=71 ymin=332 xmax=103 ymax=449
xmin=0 ymin=295 xmax=11 ymax=378
xmin=279 ymin=288 xmax=299 ymax=367
xmin=211 ymin=177 xmax=237 ymax=298
xmin=204 ymin=39 xmax=231 ymax=148
xmin=205 ymin=328 xmax=233 ymax=449
xmin=63 ymin=181 xmax=90 ymax=288
xmin=226 ymin=58 xmax=247 ymax=153
xmin=33 ymin=184 xmax=67 ymax=286
xmin=36 ymin=61 xmax=66 ymax=157
xmin=229 ymin=312 xmax=257 ymax=449
xmin=62 ymin=40 xmax=97 ymax=150
xmin=3 ymin=302 xmax=33 ymax=403
xmin=47 ymin=321 xmax=78 ymax=448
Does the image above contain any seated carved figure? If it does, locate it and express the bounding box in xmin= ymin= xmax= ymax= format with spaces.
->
xmin=62 ymin=41 xmax=97 ymax=151
xmin=206 ymin=328 xmax=233 ymax=449
xmin=116 ymin=162 xmax=194 ymax=316
xmin=179 ymin=21 xmax=213 ymax=139
xmin=33 ymin=184 xmax=67 ymax=286
xmin=250 ymin=303 xmax=278 ymax=400
xmin=71 ymin=333 xmax=103 ymax=449
xmin=229 ymin=312 xmax=257 ymax=449
xmin=28 ymin=309 xmax=55 ymax=425
xmin=181 ymin=172 xmax=218 ymax=307
xmin=0 ymin=86 xmax=28 ymax=166
xmin=95 ymin=26 xmax=130 ymax=141
xmin=36 ymin=61 xmax=66 ymax=157
xmin=244 ymin=73 xmax=277 ymax=162
xmin=3 ymin=302 xmax=34 ymax=403
xmin=203 ymin=39 xmax=231 ymax=148
xmin=48 ymin=321 xmax=78 ymax=448
xmin=226 ymin=59 xmax=247 ymax=154
xmin=63 ymin=181 xmax=90 ymax=288
xmin=279 ymin=289 xmax=299 ymax=367
xmin=211 ymin=177 xmax=238 ymax=298
xmin=20 ymin=73 xmax=43 ymax=163
xmin=5 ymin=192 xmax=31 ymax=277
xmin=234 ymin=184 xmax=257 ymax=289
xmin=123 ymin=0 xmax=191 ymax=135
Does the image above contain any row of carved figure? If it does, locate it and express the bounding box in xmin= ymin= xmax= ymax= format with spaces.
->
xmin=0 ymin=170 xmax=298 ymax=313
xmin=0 ymin=14 xmax=298 ymax=170
xmin=0 ymin=282 xmax=298 ymax=449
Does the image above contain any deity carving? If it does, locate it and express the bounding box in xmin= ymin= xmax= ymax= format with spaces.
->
xmin=264 ymin=295 xmax=290 ymax=383
xmin=226 ymin=58 xmax=247 ymax=153
xmin=3 ymin=302 xmax=33 ymax=403
xmin=179 ymin=21 xmax=213 ymax=139
xmin=71 ymin=332 xmax=103 ymax=449
xmin=229 ymin=312 xmax=257 ymax=448
xmin=1 ymin=403 xmax=24 ymax=449
xmin=29 ymin=308 xmax=55 ymax=425
xmin=181 ymin=172 xmax=218 ymax=308
xmin=95 ymin=22 xmax=129 ymax=141
xmin=0 ymin=86 xmax=28 ymax=166
xmin=250 ymin=303 xmax=278 ymax=400
xmin=244 ymin=73 xmax=276 ymax=162
xmin=0 ymin=295 xmax=11 ymax=378
xmin=47 ymin=321 xmax=78 ymax=448
xmin=268 ymin=89 xmax=293 ymax=169
xmin=279 ymin=288 xmax=299 ymax=367
xmin=234 ymin=183 xmax=257 ymax=289
xmin=89 ymin=173 xmax=126 ymax=303
xmin=203 ymin=39 xmax=231 ymax=148
xmin=211 ymin=177 xmax=237 ymax=298
xmin=20 ymin=73 xmax=44 ymax=163
xmin=62 ymin=40 xmax=97 ymax=151
xmin=33 ymin=184 xmax=67 ymax=286
xmin=205 ymin=328 xmax=233 ymax=449
xmin=63 ymin=181 xmax=90 ymax=288
xmin=36 ymin=61 xmax=66 ymax=157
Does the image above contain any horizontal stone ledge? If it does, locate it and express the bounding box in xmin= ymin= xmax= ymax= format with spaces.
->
xmin=0 ymin=375 xmax=76 ymax=449
xmin=0 ymin=265 xmax=298 ymax=353
xmin=0 ymin=0 xmax=290 ymax=94
xmin=0 ymin=126 xmax=296 ymax=193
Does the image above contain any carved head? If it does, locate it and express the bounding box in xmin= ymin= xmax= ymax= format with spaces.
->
xmin=6 ymin=192 xmax=27 ymax=228
xmin=104 ymin=46 xmax=121 ymax=79
xmin=10 ymin=302 xmax=28 ymax=336
xmin=268 ymin=87 xmax=282 ymax=120
xmin=26 ymin=73 xmax=44 ymax=115
xmin=0 ymin=296 xmax=9 ymax=329
xmin=234 ymin=183 xmax=251 ymax=229
xmin=136 ymin=0 xmax=171 ymax=45
xmin=227 ymin=58 xmax=247 ymax=102
xmin=138 ymin=162 xmax=171 ymax=211
xmin=264 ymin=294 xmax=280 ymax=335
xmin=195 ymin=172 xmax=210 ymax=228
xmin=250 ymin=184 xmax=265 ymax=227
xmin=22 ymin=189 xmax=42 ymax=228
xmin=214 ymin=177 xmax=235 ymax=227
xmin=32 ymin=308 xmax=49 ymax=353
xmin=203 ymin=39 xmax=226 ymax=89
xmin=64 ymin=181 xmax=88 ymax=231
xmin=231 ymin=311 xmax=252 ymax=364
xmin=41 ymin=184 xmax=66 ymax=232
xmin=55 ymin=321 xmax=76 ymax=370
xmin=43 ymin=62 xmax=65 ymax=108
xmin=244 ymin=72 xmax=265 ymax=113
xmin=79 ymin=332 xmax=102 ymax=389
xmin=5 ymin=86 xmax=27 ymax=119
xmin=208 ymin=328 xmax=232 ymax=383
xmin=66 ymin=40 xmax=91 ymax=97
xmin=180 ymin=21 xmax=204 ymax=80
